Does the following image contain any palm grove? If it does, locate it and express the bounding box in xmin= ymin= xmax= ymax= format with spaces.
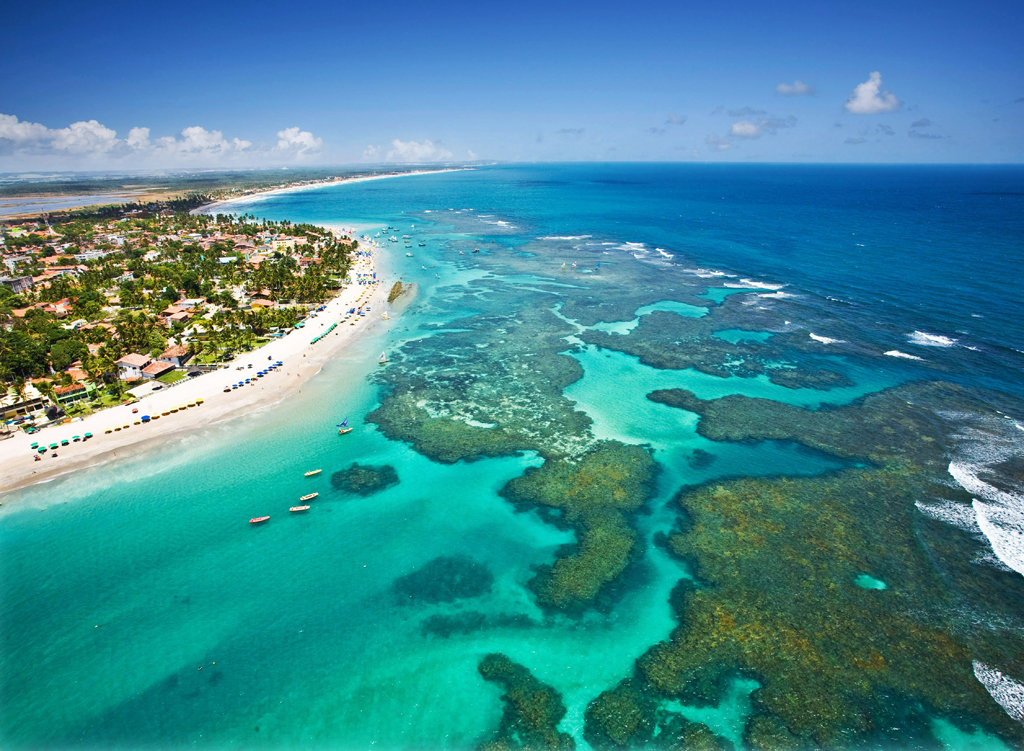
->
xmin=1 ymin=199 xmax=355 ymax=410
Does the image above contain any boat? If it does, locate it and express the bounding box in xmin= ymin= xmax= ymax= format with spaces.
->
xmin=338 ymin=427 xmax=353 ymax=435
xmin=406 ymin=252 xmax=413 ymax=257
xmin=300 ymin=492 xmax=318 ymax=501
xmin=379 ymin=352 xmax=389 ymax=364
xmin=472 ymin=248 xmax=480 ymax=253
xmin=249 ymin=516 xmax=270 ymax=524
xmin=304 ymin=469 xmax=322 ymax=477
xmin=290 ymin=505 xmax=310 ymax=512
xmin=418 ymin=242 xmax=426 ymax=247
xmin=382 ymin=312 xmax=390 ymax=320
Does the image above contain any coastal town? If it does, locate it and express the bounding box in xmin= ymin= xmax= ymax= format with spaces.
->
xmin=0 ymin=194 xmax=364 ymax=438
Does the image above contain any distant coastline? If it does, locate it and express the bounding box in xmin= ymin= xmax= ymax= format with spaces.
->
xmin=196 ymin=167 xmax=474 ymax=216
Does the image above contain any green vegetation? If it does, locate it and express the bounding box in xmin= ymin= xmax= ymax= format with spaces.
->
xmin=2 ymin=199 xmax=356 ymax=417
xmin=387 ymin=281 xmax=405 ymax=303
xmin=478 ymin=653 xmax=575 ymax=751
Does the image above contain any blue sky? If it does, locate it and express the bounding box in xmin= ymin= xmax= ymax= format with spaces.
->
xmin=2 ymin=0 xmax=1022 ymax=169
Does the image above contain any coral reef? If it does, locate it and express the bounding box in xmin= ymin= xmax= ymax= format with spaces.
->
xmin=330 ymin=463 xmax=400 ymax=496
xmin=500 ymin=441 xmax=658 ymax=612
xmin=392 ymin=555 xmax=494 ymax=604
xmin=622 ymin=381 xmax=1024 ymax=748
xmin=478 ymin=653 xmax=575 ymax=751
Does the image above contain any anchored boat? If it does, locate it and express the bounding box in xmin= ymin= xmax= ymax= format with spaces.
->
xmin=249 ymin=516 xmax=270 ymax=524
xmin=290 ymin=505 xmax=310 ymax=513
xmin=300 ymin=492 xmax=318 ymax=501
xmin=304 ymin=469 xmax=322 ymax=477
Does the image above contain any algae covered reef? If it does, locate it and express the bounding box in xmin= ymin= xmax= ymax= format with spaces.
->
xmin=478 ymin=653 xmax=576 ymax=751
xmin=331 ymin=462 xmax=400 ymax=496
xmin=368 ymin=227 xmax=1024 ymax=747
xmin=584 ymin=382 xmax=1024 ymax=749
xmin=499 ymin=441 xmax=658 ymax=612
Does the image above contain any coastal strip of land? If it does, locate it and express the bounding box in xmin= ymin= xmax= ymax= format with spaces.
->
xmin=0 ymin=248 xmax=388 ymax=496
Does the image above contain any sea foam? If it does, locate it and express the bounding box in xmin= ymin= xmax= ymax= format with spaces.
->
xmin=809 ymin=333 xmax=845 ymax=345
xmin=908 ymin=331 xmax=958 ymax=347
xmin=884 ymin=350 xmax=925 ymax=361
xmin=973 ymin=662 xmax=1024 ymax=722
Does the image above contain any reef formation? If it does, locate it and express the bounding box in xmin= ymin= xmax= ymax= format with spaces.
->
xmin=331 ymin=463 xmax=400 ymax=497
xmin=478 ymin=653 xmax=575 ymax=751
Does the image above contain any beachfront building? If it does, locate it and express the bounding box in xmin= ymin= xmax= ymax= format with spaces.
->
xmin=141 ymin=361 xmax=174 ymax=380
xmin=1 ymin=384 xmax=47 ymax=421
xmin=115 ymin=353 xmax=152 ymax=380
xmin=52 ymin=382 xmax=96 ymax=405
xmin=157 ymin=345 xmax=192 ymax=368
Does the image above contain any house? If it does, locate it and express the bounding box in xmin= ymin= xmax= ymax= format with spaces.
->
xmin=0 ymin=276 xmax=33 ymax=294
xmin=166 ymin=311 xmax=191 ymax=327
xmin=53 ymin=382 xmax=96 ymax=404
xmin=158 ymin=344 xmax=192 ymax=367
xmin=141 ymin=360 xmax=174 ymax=380
xmin=115 ymin=353 xmax=151 ymax=380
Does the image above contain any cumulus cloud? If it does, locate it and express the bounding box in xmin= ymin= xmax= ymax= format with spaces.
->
xmin=0 ymin=112 xmax=323 ymax=166
xmin=908 ymin=130 xmax=943 ymax=139
xmin=845 ymin=72 xmax=901 ymax=114
xmin=776 ymin=80 xmax=816 ymax=97
xmin=845 ymin=137 xmax=867 ymax=145
xmin=385 ymin=138 xmax=454 ymax=162
xmin=275 ymin=127 xmax=322 ymax=156
xmin=729 ymin=115 xmax=797 ymax=139
xmin=467 ymin=150 xmax=478 ymax=160
xmin=665 ymin=113 xmax=687 ymax=125
xmin=911 ymin=118 xmax=934 ymax=128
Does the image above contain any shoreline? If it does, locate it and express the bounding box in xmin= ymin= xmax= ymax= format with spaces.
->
xmin=0 ymin=246 xmax=390 ymax=498
xmin=195 ymin=167 xmax=473 ymax=216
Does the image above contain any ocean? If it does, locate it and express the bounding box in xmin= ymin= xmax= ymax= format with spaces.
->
xmin=2 ymin=164 xmax=1023 ymax=750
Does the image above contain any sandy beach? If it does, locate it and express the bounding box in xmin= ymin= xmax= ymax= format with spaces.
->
xmin=197 ymin=167 xmax=472 ymax=216
xmin=0 ymin=249 xmax=389 ymax=497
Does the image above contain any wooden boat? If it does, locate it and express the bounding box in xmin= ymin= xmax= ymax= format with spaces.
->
xmin=300 ymin=492 xmax=319 ymax=501
xmin=290 ymin=505 xmax=310 ymax=512
xmin=249 ymin=516 xmax=270 ymax=524
xmin=338 ymin=427 xmax=353 ymax=435
xmin=304 ymin=469 xmax=322 ymax=477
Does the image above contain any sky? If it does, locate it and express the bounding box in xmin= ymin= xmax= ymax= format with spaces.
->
xmin=2 ymin=0 xmax=1022 ymax=170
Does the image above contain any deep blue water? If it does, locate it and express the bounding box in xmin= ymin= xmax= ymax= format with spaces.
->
xmin=2 ymin=164 xmax=1023 ymax=750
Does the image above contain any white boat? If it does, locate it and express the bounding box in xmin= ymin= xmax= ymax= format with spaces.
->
xmin=379 ymin=352 xmax=389 ymax=364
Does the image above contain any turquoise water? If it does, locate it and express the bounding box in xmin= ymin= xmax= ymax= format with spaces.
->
xmin=3 ymin=165 xmax=1024 ymax=749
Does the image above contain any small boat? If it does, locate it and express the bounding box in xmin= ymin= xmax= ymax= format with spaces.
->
xmin=338 ymin=427 xmax=353 ymax=435
xmin=382 ymin=312 xmax=390 ymax=320
xmin=300 ymin=493 xmax=319 ymax=501
xmin=304 ymin=469 xmax=322 ymax=477
xmin=379 ymin=352 xmax=389 ymax=364
xmin=406 ymin=252 xmax=413 ymax=257
xmin=472 ymin=248 xmax=480 ymax=253
xmin=290 ymin=505 xmax=310 ymax=513
xmin=249 ymin=516 xmax=270 ymax=524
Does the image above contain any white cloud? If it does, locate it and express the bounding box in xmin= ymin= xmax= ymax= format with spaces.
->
xmin=467 ymin=149 xmax=478 ymax=160
xmin=844 ymin=72 xmax=901 ymax=114
xmin=729 ymin=115 xmax=797 ymax=139
xmin=0 ymin=112 xmax=322 ymax=166
xmin=362 ymin=144 xmax=382 ymax=161
xmin=384 ymin=138 xmax=454 ymax=162
xmin=665 ymin=113 xmax=687 ymax=125
xmin=776 ymin=80 xmax=816 ymax=97
xmin=730 ymin=121 xmax=762 ymax=138
xmin=275 ymin=127 xmax=322 ymax=156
